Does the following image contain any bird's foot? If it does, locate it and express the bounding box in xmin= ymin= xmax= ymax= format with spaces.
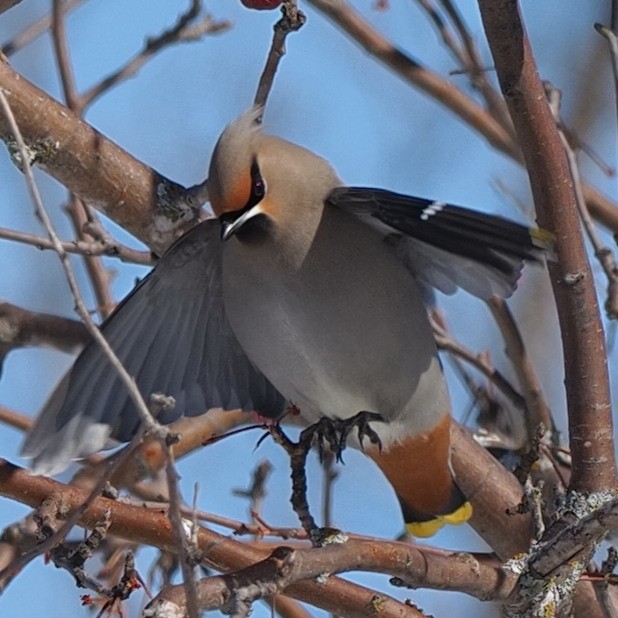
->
xmin=301 ymin=410 xmax=384 ymax=463
xmin=268 ymin=411 xmax=383 ymax=545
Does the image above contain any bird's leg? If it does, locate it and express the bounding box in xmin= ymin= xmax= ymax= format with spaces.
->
xmin=268 ymin=424 xmax=319 ymax=541
xmin=269 ymin=411 xmax=384 ymax=546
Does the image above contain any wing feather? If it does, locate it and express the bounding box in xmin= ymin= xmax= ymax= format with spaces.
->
xmin=22 ymin=219 xmax=286 ymax=474
xmin=329 ymin=187 xmax=550 ymax=299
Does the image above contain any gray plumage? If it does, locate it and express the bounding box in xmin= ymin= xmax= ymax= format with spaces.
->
xmin=22 ymin=220 xmax=286 ymax=474
xmin=22 ymin=107 xmax=547 ymax=487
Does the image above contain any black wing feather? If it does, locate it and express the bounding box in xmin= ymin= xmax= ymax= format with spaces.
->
xmin=329 ymin=187 xmax=549 ymax=299
xmin=22 ymin=219 xmax=287 ymax=473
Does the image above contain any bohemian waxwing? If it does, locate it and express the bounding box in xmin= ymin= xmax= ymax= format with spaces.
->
xmin=22 ymin=108 xmax=549 ymax=537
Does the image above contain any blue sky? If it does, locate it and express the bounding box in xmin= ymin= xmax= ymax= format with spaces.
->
xmin=0 ymin=1 xmax=615 ymax=616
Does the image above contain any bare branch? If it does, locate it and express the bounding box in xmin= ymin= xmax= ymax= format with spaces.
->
xmin=0 ymin=405 xmax=32 ymax=432
xmin=0 ymin=459 xmax=513 ymax=617
xmin=50 ymin=0 xmax=126 ymax=318
xmin=431 ymin=312 xmax=527 ymax=412
xmin=0 ymin=225 xmax=154 ymax=265
xmin=0 ymin=301 xmax=89 ymax=358
xmin=450 ymin=423 xmax=533 ymax=559
xmin=479 ymin=2 xmax=617 ymax=613
xmin=81 ymin=1 xmax=231 ymax=109
xmin=308 ymin=0 xmax=618 ymax=233
xmin=254 ymin=1 xmax=306 ymax=112
xmin=546 ymin=87 xmax=618 ymax=320
xmin=161 ymin=444 xmax=200 ymax=618
xmin=595 ymin=22 xmax=618 ymax=151
xmin=308 ymin=0 xmax=519 ymax=159
xmin=486 ymin=297 xmax=553 ymax=443
xmin=0 ymin=0 xmax=23 ymax=15
xmin=0 ymin=62 xmax=200 ymax=254
xmin=0 ymin=88 xmax=166 ymax=442
xmin=478 ymin=0 xmax=616 ymax=494
xmin=1 ymin=0 xmax=83 ymax=56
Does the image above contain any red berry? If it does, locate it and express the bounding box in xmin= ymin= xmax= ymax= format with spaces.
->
xmin=241 ymin=0 xmax=283 ymax=9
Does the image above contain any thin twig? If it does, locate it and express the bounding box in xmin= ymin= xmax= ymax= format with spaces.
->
xmin=162 ymin=443 xmax=200 ymax=618
xmin=562 ymin=126 xmax=616 ymax=178
xmin=0 ymin=89 xmax=166 ymax=441
xmin=438 ymin=0 xmax=513 ymax=132
xmin=486 ymin=297 xmax=554 ymax=443
xmin=51 ymin=0 xmax=116 ymax=317
xmin=595 ymin=22 xmax=618 ymax=157
xmin=416 ymin=0 xmax=512 ymax=134
xmin=234 ymin=460 xmax=274 ymax=527
xmin=415 ymin=0 xmax=469 ymax=68
xmin=0 ymin=225 xmax=153 ymax=264
xmin=1 ymin=0 xmax=83 ymax=56
xmin=81 ymin=1 xmax=230 ymax=108
xmin=563 ymin=139 xmax=618 ymax=319
xmin=0 ymin=405 xmax=32 ymax=432
xmin=430 ymin=313 xmax=526 ymax=410
xmin=547 ymin=87 xmax=618 ymax=319
xmin=253 ymin=1 xmax=306 ymax=113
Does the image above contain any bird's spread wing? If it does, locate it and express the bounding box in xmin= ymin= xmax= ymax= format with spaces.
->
xmin=22 ymin=219 xmax=287 ymax=474
xmin=328 ymin=187 xmax=550 ymax=300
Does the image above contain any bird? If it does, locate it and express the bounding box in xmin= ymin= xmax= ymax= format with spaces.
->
xmin=22 ymin=108 xmax=549 ymax=537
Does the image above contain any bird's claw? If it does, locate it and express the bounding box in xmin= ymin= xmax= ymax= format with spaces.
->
xmin=301 ymin=411 xmax=384 ymax=463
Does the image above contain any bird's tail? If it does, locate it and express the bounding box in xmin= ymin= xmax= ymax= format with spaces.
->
xmin=366 ymin=413 xmax=472 ymax=537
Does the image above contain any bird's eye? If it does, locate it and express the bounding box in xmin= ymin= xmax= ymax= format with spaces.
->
xmin=250 ymin=159 xmax=266 ymax=204
xmin=253 ymin=177 xmax=265 ymax=198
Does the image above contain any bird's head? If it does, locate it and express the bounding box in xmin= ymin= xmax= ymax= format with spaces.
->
xmin=207 ymin=108 xmax=341 ymax=244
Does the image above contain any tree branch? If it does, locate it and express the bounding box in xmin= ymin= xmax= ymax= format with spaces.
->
xmin=0 ymin=62 xmax=200 ymax=254
xmin=307 ymin=0 xmax=618 ymax=233
xmin=0 ymin=301 xmax=89 ymax=359
xmin=478 ymin=0 xmax=616 ymax=495
xmin=0 ymin=460 xmax=516 ymax=617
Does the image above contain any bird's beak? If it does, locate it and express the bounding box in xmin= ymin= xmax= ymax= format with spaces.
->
xmin=220 ymin=204 xmax=263 ymax=241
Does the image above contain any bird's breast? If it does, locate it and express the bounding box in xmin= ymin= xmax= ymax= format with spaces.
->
xmin=222 ymin=207 xmax=448 ymax=435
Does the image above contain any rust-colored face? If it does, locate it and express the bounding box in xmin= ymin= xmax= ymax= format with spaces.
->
xmin=207 ymin=108 xmax=339 ymax=243
xmin=209 ymin=171 xmax=252 ymax=218
xmin=207 ymin=109 xmax=262 ymax=218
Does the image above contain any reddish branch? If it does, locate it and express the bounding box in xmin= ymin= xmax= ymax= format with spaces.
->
xmin=0 ymin=62 xmax=200 ymax=255
xmin=478 ymin=0 xmax=616 ymax=494
xmin=0 ymin=302 xmax=88 ymax=360
xmin=450 ymin=424 xmax=533 ymax=559
xmin=0 ymin=459 xmax=516 ymax=616
xmin=478 ymin=2 xmax=616 ymax=614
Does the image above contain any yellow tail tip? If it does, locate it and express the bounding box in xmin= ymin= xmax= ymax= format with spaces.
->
xmin=442 ymin=501 xmax=473 ymax=525
xmin=406 ymin=502 xmax=473 ymax=538
xmin=530 ymin=227 xmax=554 ymax=245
